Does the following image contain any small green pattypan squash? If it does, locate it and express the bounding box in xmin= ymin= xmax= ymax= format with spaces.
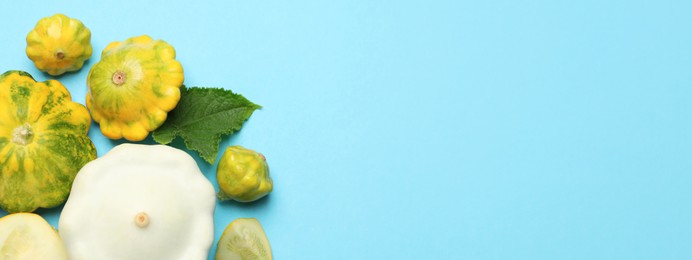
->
xmin=217 ymin=146 xmax=273 ymax=202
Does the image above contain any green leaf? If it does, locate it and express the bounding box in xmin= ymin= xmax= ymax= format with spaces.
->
xmin=152 ymin=86 xmax=261 ymax=163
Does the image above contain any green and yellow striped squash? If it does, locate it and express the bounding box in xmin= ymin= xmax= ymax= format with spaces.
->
xmin=26 ymin=14 xmax=92 ymax=76
xmin=0 ymin=71 xmax=97 ymax=213
xmin=86 ymin=35 xmax=184 ymax=141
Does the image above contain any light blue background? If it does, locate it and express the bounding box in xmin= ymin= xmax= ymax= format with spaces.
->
xmin=1 ymin=0 xmax=691 ymax=259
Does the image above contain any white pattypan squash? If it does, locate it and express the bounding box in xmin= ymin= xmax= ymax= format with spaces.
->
xmin=58 ymin=144 xmax=216 ymax=260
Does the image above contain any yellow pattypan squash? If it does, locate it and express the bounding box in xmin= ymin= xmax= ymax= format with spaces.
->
xmin=0 ymin=71 xmax=97 ymax=213
xmin=26 ymin=14 xmax=92 ymax=76
xmin=86 ymin=35 xmax=184 ymax=141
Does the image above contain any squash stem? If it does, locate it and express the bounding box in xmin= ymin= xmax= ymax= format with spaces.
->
xmin=11 ymin=123 xmax=33 ymax=145
xmin=112 ymin=71 xmax=127 ymax=86
xmin=134 ymin=212 xmax=149 ymax=228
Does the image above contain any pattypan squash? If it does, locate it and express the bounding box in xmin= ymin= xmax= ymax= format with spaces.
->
xmin=59 ymin=144 xmax=215 ymax=260
xmin=216 ymin=218 xmax=273 ymax=260
xmin=0 ymin=70 xmax=96 ymax=213
xmin=26 ymin=14 xmax=92 ymax=76
xmin=217 ymin=146 xmax=273 ymax=202
xmin=0 ymin=213 xmax=69 ymax=259
xmin=86 ymin=35 xmax=184 ymax=141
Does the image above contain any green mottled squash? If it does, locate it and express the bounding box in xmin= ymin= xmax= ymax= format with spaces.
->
xmin=0 ymin=71 xmax=97 ymax=213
